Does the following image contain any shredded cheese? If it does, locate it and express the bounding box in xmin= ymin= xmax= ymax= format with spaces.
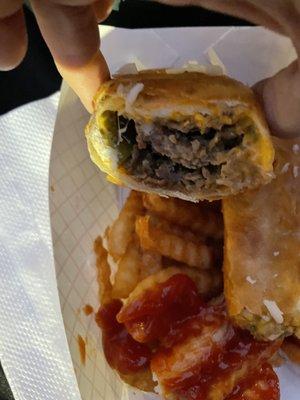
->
xmin=125 ymin=83 xmax=144 ymax=112
xmin=281 ymin=163 xmax=290 ymax=174
xmin=262 ymin=315 xmax=271 ymax=321
xmin=268 ymin=333 xmax=282 ymax=341
xmin=212 ymin=324 xmax=229 ymax=343
xmin=263 ymin=300 xmax=284 ymax=324
xmin=273 ymin=251 xmax=280 ymax=257
xmin=293 ymin=165 xmax=299 ymax=178
xmin=293 ymin=144 xmax=300 ymax=154
xmin=107 ymin=254 xmax=118 ymax=285
xmin=186 ymin=60 xmax=198 ymax=65
xmin=246 ymin=276 xmax=256 ymax=284
xmin=116 ymin=83 xmax=125 ymax=96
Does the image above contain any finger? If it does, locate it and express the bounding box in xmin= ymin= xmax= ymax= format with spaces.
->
xmin=93 ymin=0 xmax=114 ymax=22
xmin=47 ymin=0 xmax=114 ymax=22
xmin=0 ymin=0 xmax=22 ymax=16
xmin=50 ymin=0 xmax=102 ymax=5
xmin=199 ymin=0 xmax=285 ymax=34
xmin=0 ymin=1 xmax=27 ymax=70
xmin=247 ymin=0 xmax=292 ymax=23
xmin=30 ymin=0 xmax=110 ymax=111
xmin=253 ymin=61 xmax=300 ymax=138
xmin=56 ymin=50 xmax=110 ymax=112
xmin=247 ymin=0 xmax=300 ymax=56
xmin=30 ymin=0 xmax=100 ymax=67
xmin=157 ymin=0 xmax=285 ymax=35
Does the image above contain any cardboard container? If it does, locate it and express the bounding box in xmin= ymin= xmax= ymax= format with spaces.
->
xmin=49 ymin=26 xmax=299 ymax=400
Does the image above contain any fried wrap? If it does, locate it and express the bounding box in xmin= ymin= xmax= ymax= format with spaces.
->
xmin=223 ymin=138 xmax=300 ymax=340
xmin=86 ymin=70 xmax=274 ymax=201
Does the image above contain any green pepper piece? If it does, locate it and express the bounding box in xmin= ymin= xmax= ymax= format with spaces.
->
xmin=117 ymin=141 xmax=133 ymax=165
xmin=98 ymin=110 xmax=118 ymax=147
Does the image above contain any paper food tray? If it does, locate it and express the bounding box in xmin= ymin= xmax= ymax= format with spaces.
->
xmin=49 ymin=26 xmax=299 ymax=400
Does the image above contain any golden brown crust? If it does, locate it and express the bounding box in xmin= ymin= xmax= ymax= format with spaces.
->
xmin=223 ymin=138 xmax=300 ymax=339
xmin=94 ymin=70 xmax=257 ymax=115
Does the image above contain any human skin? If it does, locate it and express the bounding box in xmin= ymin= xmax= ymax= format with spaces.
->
xmin=0 ymin=0 xmax=299 ymax=137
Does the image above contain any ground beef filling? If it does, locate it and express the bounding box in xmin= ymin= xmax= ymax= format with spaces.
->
xmin=119 ymin=116 xmax=244 ymax=191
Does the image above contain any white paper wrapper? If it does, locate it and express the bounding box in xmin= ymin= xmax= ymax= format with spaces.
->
xmin=0 ymin=93 xmax=82 ymax=400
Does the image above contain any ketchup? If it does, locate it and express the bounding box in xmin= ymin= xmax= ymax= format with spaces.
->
xmin=77 ymin=335 xmax=86 ymax=365
xmin=117 ymin=274 xmax=225 ymax=344
xmin=83 ymin=304 xmax=93 ymax=316
xmin=154 ymin=325 xmax=279 ymax=400
xmin=96 ymin=275 xmax=280 ymax=400
xmin=95 ymin=299 xmax=151 ymax=375
xmin=226 ymin=363 xmax=279 ymax=400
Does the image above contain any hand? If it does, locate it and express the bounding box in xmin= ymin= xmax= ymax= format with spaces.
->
xmin=0 ymin=0 xmax=113 ymax=112
xmin=158 ymin=0 xmax=300 ymax=138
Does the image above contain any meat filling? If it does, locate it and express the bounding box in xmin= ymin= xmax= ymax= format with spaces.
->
xmin=118 ymin=115 xmax=245 ymax=191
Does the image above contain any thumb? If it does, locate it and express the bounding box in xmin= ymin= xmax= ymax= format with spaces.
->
xmin=253 ymin=61 xmax=300 ymax=138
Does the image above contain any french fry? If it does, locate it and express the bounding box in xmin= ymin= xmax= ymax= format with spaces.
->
xmin=95 ymin=190 xmax=228 ymax=394
xmin=108 ymin=191 xmax=144 ymax=260
xmin=140 ymin=250 xmax=163 ymax=280
xmin=181 ymin=267 xmax=222 ymax=299
xmin=119 ymin=267 xmax=184 ymax=309
xmin=143 ymin=193 xmax=223 ymax=239
xmin=94 ymin=236 xmax=112 ymax=305
xmin=112 ymin=239 xmax=143 ymax=299
xmin=120 ymin=369 xmax=156 ymax=393
xmin=151 ymin=215 xmax=202 ymax=244
xmin=118 ymin=267 xmax=222 ymax=327
xmin=153 ymin=257 xmax=222 ymax=298
xmin=136 ymin=215 xmax=214 ymax=270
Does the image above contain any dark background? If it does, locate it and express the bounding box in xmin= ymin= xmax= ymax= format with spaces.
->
xmin=0 ymin=1 xmax=248 ymax=398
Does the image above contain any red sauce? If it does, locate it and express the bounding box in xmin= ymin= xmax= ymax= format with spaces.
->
xmin=97 ymin=274 xmax=280 ymax=400
xmin=117 ymin=274 xmax=223 ymax=344
xmin=83 ymin=304 xmax=94 ymax=316
xmin=95 ymin=299 xmax=151 ymax=375
xmin=77 ymin=334 xmax=86 ymax=365
xmin=226 ymin=363 xmax=279 ymax=400
xmin=155 ymin=325 xmax=279 ymax=400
